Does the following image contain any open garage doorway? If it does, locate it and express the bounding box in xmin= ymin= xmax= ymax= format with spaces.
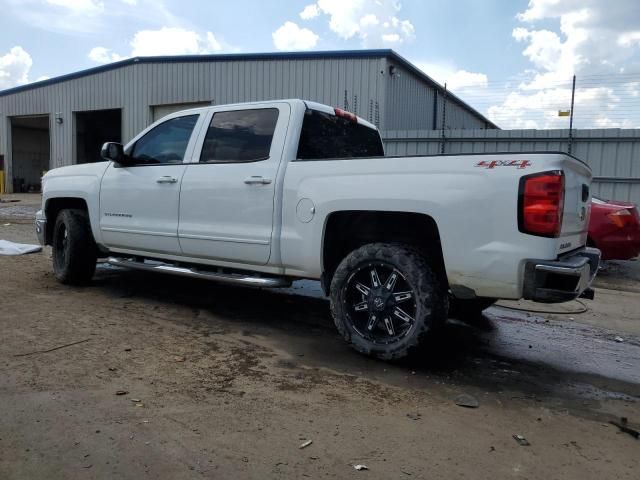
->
xmin=10 ymin=115 xmax=50 ymax=193
xmin=75 ymin=109 xmax=121 ymax=164
xmin=151 ymin=102 xmax=211 ymax=123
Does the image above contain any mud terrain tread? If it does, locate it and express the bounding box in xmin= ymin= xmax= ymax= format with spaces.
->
xmin=329 ymin=242 xmax=448 ymax=360
xmin=52 ymin=208 xmax=97 ymax=285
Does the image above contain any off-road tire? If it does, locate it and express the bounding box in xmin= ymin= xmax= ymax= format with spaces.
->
xmin=329 ymin=243 xmax=448 ymax=360
xmin=52 ymin=208 xmax=97 ymax=285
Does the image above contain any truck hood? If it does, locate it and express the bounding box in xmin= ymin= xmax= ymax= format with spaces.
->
xmin=44 ymin=161 xmax=111 ymax=179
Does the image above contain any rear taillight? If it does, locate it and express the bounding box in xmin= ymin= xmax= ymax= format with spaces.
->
xmin=518 ymin=171 xmax=565 ymax=237
xmin=607 ymin=209 xmax=636 ymax=228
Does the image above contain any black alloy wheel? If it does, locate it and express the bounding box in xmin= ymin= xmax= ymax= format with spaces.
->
xmin=342 ymin=262 xmax=417 ymax=345
xmin=330 ymin=243 xmax=447 ymax=360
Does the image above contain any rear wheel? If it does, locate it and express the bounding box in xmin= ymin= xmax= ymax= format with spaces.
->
xmin=52 ymin=209 xmax=97 ymax=285
xmin=329 ymin=243 xmax=448 ymax=360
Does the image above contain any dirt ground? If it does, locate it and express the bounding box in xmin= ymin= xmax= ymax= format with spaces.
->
xmin=1 ymin=195 xmax=639 ymax=479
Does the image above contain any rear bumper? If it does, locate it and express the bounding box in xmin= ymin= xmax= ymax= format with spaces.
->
xmin=523 ymin=247 xmax=601 ymax=303
xmin=35 ymin=210 xmax=46 ymax=246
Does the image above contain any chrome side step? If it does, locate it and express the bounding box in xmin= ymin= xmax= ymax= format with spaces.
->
xmin=106 ymin=257 xmax=291 ymax=288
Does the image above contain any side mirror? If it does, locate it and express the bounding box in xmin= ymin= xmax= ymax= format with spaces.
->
xmin=101 ymin=142 xmax=133 ymax=165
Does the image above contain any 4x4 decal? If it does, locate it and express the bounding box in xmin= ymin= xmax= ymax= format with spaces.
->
xmin=475 ymin=160 xmax=531 ymax=169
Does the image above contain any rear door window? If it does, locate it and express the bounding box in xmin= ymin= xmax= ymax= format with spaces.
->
xmin=200 ymin=108 xmax=279 ymax=163
xmin=297 ymin=109 xmax=384 ymax=160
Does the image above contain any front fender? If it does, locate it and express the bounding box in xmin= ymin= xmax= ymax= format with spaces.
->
xmin=42 ymin=162 xmax=110 ymax=245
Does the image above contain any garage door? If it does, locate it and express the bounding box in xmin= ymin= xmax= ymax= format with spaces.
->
xmin=151 ymin=102 xmax=212 ymax=122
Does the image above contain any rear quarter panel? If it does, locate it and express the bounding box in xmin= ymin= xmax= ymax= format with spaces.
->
xmin=281 ymin=153 xmax=576 ymax=299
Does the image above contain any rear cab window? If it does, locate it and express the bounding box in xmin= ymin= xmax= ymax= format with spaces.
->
xmin=297 ymin=108 xmax=384 ymax=160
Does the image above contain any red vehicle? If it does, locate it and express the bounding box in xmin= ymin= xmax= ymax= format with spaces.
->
xmin=588 ymin=196 xmax=640 ymax=260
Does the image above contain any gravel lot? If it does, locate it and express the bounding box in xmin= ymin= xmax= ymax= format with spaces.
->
xmin=1 ymin=195 xmax=639 ymax=479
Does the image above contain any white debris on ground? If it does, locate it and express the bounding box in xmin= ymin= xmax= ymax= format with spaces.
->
xmin=0 ymin=239 xmax=42 ymax=255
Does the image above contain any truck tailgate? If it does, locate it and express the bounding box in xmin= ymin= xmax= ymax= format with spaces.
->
xmin=558 ymin=156 xmax=592 ymax=255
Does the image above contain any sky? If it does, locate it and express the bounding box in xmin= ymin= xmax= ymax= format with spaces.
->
xmin=1 ymin=0 xmax=640 ymax=129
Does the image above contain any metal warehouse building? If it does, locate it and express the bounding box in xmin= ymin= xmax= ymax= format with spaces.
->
xmin=0 ymin=49 xmax=495 ymax=193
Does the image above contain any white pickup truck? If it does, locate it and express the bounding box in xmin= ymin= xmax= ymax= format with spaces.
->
xmin=36 ymin=99 xmax=600 ymax=359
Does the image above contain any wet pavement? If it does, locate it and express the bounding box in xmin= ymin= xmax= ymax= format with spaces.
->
xmin=276 ymin=279 xmax=640 ymax=402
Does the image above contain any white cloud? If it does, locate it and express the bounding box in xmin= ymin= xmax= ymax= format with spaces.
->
xmin=514 ymin=0 xmax=640 ymax=83
xmin=381 ymin=33 xmax=400 ymax=44
xmin=625 ymin=82 xmax=640 ymax=98
xmin=300 ymin=4 xmax=320 ymax=20
xmin=206 ymin=32 xmax=223 ymax=52
xmin=311 ymin=0 xmax=415 ymax=47
xmin=0 ymin=46 xmax=33 ymax=90
xmin=415 ymin=61 xmax=488 ymax=91
xmin=447 ymin=70 xmax=489 ymax=91
xmin=130 ymin=28 xmax=234 ymax=56
xmin=360 ymin=14 xmax=378 ymax=28
xmin=513 ymin=27 xmax=563 ymax=72
xmin=619 ymin=31 xmax=640 ymax=48
xmin=131 ymin=27 xmax=202 ymax=56
xmin=516 ymin=0 xmax=563 ymax=22
xmin=272 ymin=21 xmax=319 ymax=51
xmin=88 ymin=47 xmax=126 ymax=63
xmin=89 ymin=27 xmax=235 ymax=64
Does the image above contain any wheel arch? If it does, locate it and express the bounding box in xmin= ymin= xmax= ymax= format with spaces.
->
xmin=44 ymin=197 xmax=90 ymax=245
xmin=321 ymin=210 xmax=448 ymax=294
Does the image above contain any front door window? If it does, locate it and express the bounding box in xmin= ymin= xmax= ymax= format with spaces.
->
xmin=129 ymin=115 xmax=198 ymax=165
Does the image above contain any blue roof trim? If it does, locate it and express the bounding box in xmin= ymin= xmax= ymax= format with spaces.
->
xmin=0 ymin=49 xmax=497 ymax=128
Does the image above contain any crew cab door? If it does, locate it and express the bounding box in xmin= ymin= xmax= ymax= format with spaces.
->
xmin=99 ymin=113 xmax=204 ymax=254
xmin=178 ymin=103 xmax=290 ymax=265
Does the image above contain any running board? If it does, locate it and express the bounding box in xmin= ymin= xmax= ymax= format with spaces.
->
xmin=106 ymin=257 xmax=291 ymax=288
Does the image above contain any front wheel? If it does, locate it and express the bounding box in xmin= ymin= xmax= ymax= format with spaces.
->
xmin=329 ymin=243 xmax=448 ymax=360
xmin=52 ymin=209 xmax=97 ymax=285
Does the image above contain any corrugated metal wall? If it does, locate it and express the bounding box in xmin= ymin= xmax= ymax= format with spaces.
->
xmin=0 ymin=56 xmax=388 ymax=186
xmin=384 ymin=62 xmax=437 ymax=130
xmin=383 ymin=129 xmax=640 ymax=205
xmin=439 ymin=95 xmax=489 ymax=130
xmin=384 ymin=62 xmax=489 ymax=131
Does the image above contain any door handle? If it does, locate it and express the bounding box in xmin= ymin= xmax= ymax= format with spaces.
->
xmin=244 ymin=176 xmax=272 ymax=185
xmin=157 ymin=176 xmax=178 ymax=184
